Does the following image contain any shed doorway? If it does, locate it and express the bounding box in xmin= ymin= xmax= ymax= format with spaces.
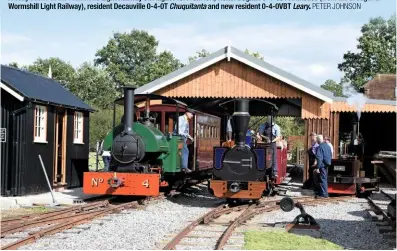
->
xmin=53 ymin=108 xmax=67 ymax=186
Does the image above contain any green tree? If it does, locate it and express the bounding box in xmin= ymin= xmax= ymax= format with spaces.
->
xmin=338 ymin=14 xmax=396 ymax=91
xmin=71 ymin=62 xmax=119 ymax=110
xmin=244 ymin=49 xmax=264 ymax=60
xmin=27 ymin=57 xmax=76 ymax=89
xmin=8 ymin=62 xmax=23 ymax=69
xmin=249 ymin=116 xmax=304 ymax=137
xmin=146 ymin=51 xmax=184 ymax=81
xmin=188 ymin=48 xmax=265 ymax=63
xmin=321 ymin=79 xmax=346 ymax=97
xmin=89 ymin=106 xmax=124 ymax=150
xmin=94 ymin=30 xmax=182 ymax=87
xmin=188 ymin=49 xmax=211 ymax=63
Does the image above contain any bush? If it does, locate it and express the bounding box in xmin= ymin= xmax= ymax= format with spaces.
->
xmin=89 ymin=106 xmax=124 ymax=151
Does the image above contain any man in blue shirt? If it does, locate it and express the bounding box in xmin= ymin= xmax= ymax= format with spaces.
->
xmin=258 ymin=116 xmax=281 ymax=178
xmin=177 ymin=111 xmax=194 ymax=173
xmin=314 ymin=134 xmax=332 ymax=198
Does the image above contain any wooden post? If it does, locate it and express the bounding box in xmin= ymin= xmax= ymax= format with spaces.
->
xmin=303 ymin=120 xmax=309 ymax=182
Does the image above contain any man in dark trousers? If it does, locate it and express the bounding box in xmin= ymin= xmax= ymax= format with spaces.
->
xmin=302 ymin=132 xmax=319 ymax=189
xmin=258 ymin=116 xmax=281 ymax=178
xmin=314 ymin=134 xmax=332 ymax=198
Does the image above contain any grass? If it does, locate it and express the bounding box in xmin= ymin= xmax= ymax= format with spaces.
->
xmin=243 ymin=231 xmax=343 ymax=250
xmin=1 ymin=206 xmax=54 ymax=219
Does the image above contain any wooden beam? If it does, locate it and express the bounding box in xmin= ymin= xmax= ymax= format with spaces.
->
xmin=303 ymin=120 xmax=309 ymax=182
xmin=53 ymin=111 xmax=59 ymax=184
xmin=61 ymin=113 xmax=67 ymax=185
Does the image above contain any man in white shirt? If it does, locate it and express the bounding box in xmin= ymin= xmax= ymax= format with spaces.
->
xmin=100 ymin=140 xmax=111 ymax=171
xmin=226 ymin=116 xmax=233 ymax=141
xmin=324 ymin=136 xmax=334 ymax=158
xmin=177 ymin=111 xmax=194 ymax=173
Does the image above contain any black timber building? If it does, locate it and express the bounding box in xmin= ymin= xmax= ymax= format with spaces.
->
xmin=1 ymin=65 xmax=94 ymax=196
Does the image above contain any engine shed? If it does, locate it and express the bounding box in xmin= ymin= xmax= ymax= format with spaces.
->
xmin=0 ymin=65 xmax=95 ymax=196
xmin=135 ymin=45 xmax=396 ymax=184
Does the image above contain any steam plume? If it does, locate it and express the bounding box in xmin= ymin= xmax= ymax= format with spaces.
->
xmin=342 ymin=83 xmax=368 ymax=121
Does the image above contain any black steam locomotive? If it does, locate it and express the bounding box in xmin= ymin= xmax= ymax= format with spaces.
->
xmin=208 ymin=99 xmax=285 ymax=202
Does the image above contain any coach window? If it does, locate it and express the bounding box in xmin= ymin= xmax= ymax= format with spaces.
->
xmin=34 ymin=105 xmax=47 ymax=143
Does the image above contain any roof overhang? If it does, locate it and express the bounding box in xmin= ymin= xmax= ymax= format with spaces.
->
xmin=136 ymin=46 xmax=334 ymax=103
xmin=0 ymin=81 xmax=24 ymax=102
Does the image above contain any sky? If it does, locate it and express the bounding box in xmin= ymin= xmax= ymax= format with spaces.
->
xmin=1 ymin=0 xmax=395 ymax=86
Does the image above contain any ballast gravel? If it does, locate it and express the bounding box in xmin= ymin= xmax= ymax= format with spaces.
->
xmin=250 ymin=198 xmax=391 ymax=250
xmin=18 ymin=190 xmax=217 ymax=250
xmin=12 ymin=186 xmax=393 ymax=250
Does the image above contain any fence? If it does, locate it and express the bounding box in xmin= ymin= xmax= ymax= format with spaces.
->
xmin=88 ymin=141 xmax=104 ymax=171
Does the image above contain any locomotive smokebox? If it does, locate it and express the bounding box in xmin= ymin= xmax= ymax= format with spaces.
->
xmin=232 ymin=99 xmax=250 ymax=147
xmin=111 ymin=86 xmax=145 ymax=165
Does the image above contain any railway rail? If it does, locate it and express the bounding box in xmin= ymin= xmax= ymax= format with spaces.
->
xmin=0 ymin=199 xmax=139 ymax=250
xmin=366 ymin=188 xmax=396 ymax=248
xmin=161 ymin=196 xmax=354 ymax=250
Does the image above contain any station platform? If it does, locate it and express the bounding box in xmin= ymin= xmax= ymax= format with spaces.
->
xmin=0 ymin=188 xmax=98 ymax=210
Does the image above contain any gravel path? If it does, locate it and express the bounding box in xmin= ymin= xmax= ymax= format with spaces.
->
xmin=250 ymin=197 xmax=391 ymax=250
xmin=17 ymin=186 xmax=222 ymax=250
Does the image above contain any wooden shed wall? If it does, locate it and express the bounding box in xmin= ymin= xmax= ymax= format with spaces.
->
xmin=331 ymin=101 xmax=396 ymax=113
xmin=155 ymin=59 xmax=329 ymax=119
xmin=303 ymin=112 xmax=340 ymax=181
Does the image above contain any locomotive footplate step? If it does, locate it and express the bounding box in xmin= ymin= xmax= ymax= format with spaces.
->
xmin=279 ymin=197 xmax=322 ymax=238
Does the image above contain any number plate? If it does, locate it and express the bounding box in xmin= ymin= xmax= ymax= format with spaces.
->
xmin=334 ymin=165 xmax=345 ymax=171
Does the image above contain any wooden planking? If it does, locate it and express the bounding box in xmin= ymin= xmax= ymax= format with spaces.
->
xmin=157 ymin=59 xmax=305 ymax=98
xmin=331 ymin=101 xmax=396 ymax=113
xmin=154 ymin=59 xmax=394 ymax=119
xmin=303 ymin=112 xmax=340 ymax=181
xmin=156 ymin=59 xmax=330 ymax=119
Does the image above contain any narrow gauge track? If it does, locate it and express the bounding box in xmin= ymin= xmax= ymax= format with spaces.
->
xmin=366 ymin=188 xmax=396 ymax=248
xmin=0 ymin=197 xmax=147 ymax=250
xmin=162 ymin=196 xmax=354 ymax=250
xmin=367 ymin=189 xmax=396 ymax=226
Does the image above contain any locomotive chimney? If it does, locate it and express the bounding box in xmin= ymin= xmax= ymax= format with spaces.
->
xmin=232 ymin=99 xmax=250 ymax=147
xmin=124 ymin=86 xmax=136 ymax=134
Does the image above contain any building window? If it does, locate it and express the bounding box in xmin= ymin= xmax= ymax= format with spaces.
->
xmin=34 ymin=105 xmax=47 ymax=143
xmin=74 ymin=112 xmax=84 ymax=144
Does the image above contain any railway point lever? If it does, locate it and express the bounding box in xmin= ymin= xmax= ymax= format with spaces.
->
xmin=38 ymin=155 xmax=60 ymax=207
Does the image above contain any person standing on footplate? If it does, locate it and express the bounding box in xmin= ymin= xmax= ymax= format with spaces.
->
xmin=314 ymin=134 xmax=332 ymax=198
xmin=226 ymin=116 xmax=233 ymax=141
xmin=259 ymin=116 xmax=281 ymax=178
xmin=177 ymin=110 xmax=194 ymax=173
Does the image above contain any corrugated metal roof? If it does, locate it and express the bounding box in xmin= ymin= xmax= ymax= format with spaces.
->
xmin=136 ymin=46 xmax=335 ymax=102
xmin=1 ymin=65 xmax=94 ymax=111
